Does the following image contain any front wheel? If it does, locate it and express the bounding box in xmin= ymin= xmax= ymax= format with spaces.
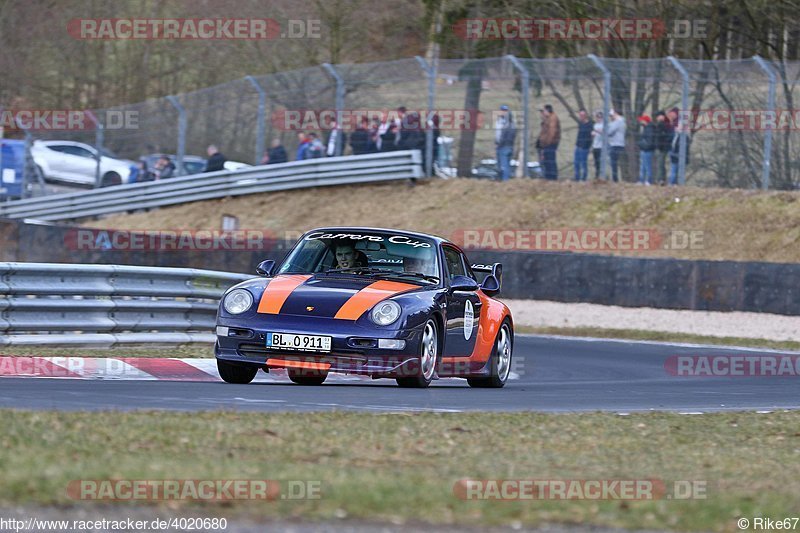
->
xmin=217 ymin=359 xmax=258 ymax=384
xmin=468 ymin=321 xmax=513 ymax=388
xmin=287 ymin=369 xmax=327 ymax=385
xmin=397 ymin=318 xmax=439 ymax=388
xmin=100 ymin=172 xmax=121 ymax=187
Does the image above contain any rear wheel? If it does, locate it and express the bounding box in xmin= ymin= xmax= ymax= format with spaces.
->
xmin=287 ymin=369 xmax=328 ymax=385
xmin=468 ymin=321 xmax=512 ymax=388
xmin=100 ymin=172 xmax=121 ymax=187
xmin=396 ymin=318 xmax=439 ymax=388
xmin=217 ymin=359 xmax=258 ymax=384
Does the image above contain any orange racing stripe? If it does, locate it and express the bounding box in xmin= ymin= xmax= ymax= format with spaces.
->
xmin=256 ymin=274 xmax=312 ymax=314
xmin=334 ymin=280 xmax=419 ymax=320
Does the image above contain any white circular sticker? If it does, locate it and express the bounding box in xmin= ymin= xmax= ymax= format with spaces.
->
xmin=464 ymin=300 xmax=474 ymax=340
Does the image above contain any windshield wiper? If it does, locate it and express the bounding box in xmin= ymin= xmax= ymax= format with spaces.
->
xmin=372 ymin=270 xmax=439 ymax=283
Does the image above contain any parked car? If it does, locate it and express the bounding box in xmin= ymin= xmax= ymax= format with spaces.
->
xmin=30 ymin=140 xmax=135 ymax=187
xmin=215 ymin=227 xmax=513 ymax=388
xmin=471 ymin=158 xmax=543 ymax=179
xmin=142 ymin=154 xmax=251 ymax=177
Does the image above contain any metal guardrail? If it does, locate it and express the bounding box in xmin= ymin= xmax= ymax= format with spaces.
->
xmin=0 ymin=263 xmax=250 ymax=346
xmin=0 ymin=150 xmax=423 ymax=222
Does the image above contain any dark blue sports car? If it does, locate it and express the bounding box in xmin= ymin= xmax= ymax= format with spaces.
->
xmin=215 ymin=227 xmax=513 ymax=388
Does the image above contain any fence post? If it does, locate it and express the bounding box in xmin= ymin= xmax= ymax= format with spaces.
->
xmin=85 ymin=110 xmax=104 ymax=187
xmin=166 ymin=95 xmax=187 ymax=176
xmin=415 ymin=56 xmax=436 ymax=177
xmin=667 ymin=56 xmax=689 ymax=185
xmin=322 ymin=63 xmax=345 ymax=156
xmin=753 ymin=55 xmax=776 ymax=190
xmin=587 ymin=54 xmax=610 ymax=181
xmin=245 ymin=76 xmax=267 ymax=166
xmin=505 ymin=55 xmax=530 ymax=178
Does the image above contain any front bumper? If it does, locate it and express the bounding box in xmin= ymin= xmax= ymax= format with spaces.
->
xmin=215 ymin=314 xmax=424 ymax=377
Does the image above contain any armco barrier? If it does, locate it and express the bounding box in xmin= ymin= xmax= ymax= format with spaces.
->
xmin=0 ymin=263 xmax=250 ymax=346
xmin=0 ymin=150 xmax=422 ymax=222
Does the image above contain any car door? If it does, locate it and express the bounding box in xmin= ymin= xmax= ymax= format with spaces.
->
xmin=60 ymin=144 xmax=97 ymax=184
xmin=442 ymin=245 xmax=481 ymax=358
xmin=40 ymin=144 xmax=73 ymax=180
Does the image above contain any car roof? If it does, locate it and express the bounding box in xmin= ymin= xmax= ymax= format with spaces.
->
xmin=305 ymin=227 xmax=451 ymax=246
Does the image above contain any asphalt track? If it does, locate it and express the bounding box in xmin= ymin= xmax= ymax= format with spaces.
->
xmin=0 ymin=335 xmax=798 ymax=412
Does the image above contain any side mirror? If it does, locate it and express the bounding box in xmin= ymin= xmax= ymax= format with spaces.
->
xmin=450 ymin=275 xmax=479 ymax=293
xmin=477 ymin=263 xmax=503 ymax=296
xmin=256 ymin=260 xmax=276 ymax=277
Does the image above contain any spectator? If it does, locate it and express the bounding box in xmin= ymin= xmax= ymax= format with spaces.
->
xmin=393 ymin=106 xmax=407 ymax=147
xmin=607 ymin=109 xmax=626 ymax=182
xmin=430 ymin=113 xmax=442 ymax=168
xmin=326 ymin=121 xmax=346 ymax=157
xmin=574 ymin=108 xmax=593 ymax=182
xmin=154 ymin=155 xmax=175 ymax=180
xmin=537 ymin=104 xmax=561 ymax=180
xmin=637 ymin=115 xmax=656 ymax=185
xmin=494 ymin=104 xmax=516 ymax=181
xmin=307 ymin=132 xmax=325 ymax=158
xmin=368 ymin=117 xmax=381 ymax=152
xmin=654 ymin=110 xmax=672 ymax=185
xmin=399 ymin=111 xmax=426 ymax=185
xmin=296 ymin=132 xmax=311 ymax=160
xmin=350 ymin=117 xmax=371 ymax=155
xmin=135 ymin=159 xmax=154 ymax=182
xmin=266 ymin=139 xmax=288 ymax=165
xmin=204 ymin=145 xmax=226 ymax=173
xmin=591 ymin=110 xmax=604 ymax=179
xmin=380 ymin=120 xmax=398 ymax=152
xmin=668 ymin=113 xmax=691 ymax=186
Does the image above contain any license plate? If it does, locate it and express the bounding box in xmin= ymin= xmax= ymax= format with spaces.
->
xmin=266 ymin=332 xmax=331 ymax=353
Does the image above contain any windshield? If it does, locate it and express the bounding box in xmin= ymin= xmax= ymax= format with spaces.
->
xmin=278 ymin=230 xmax=440 ymax=283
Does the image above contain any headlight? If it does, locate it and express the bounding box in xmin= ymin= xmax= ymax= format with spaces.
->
xmin=370 ymin=300 xmax=401 ymax=325
xmin=223 ymin=289 xmax=253 ymax=315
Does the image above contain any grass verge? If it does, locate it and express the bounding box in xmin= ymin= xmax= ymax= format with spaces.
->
xmin=2 ymin=410 xmax=798 ymax=531
xmin=0 ymin=344 xmax=214 ymax=358
xmin=517 ymin=326 xmax=800 ymax=352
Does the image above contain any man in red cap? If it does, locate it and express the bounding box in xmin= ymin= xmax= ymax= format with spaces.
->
xmin=637 ymin=114 xmax=655 ymax=185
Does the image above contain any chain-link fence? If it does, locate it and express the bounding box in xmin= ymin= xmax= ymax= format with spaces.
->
xmin=8 ymin=54 xmax=800 ymax=198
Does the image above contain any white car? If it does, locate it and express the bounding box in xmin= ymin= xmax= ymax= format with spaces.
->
xmin=31 ymin=140 xmax=134 ymax=187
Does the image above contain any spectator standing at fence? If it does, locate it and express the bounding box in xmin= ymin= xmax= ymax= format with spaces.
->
xmin=654 ymin=110 xmax=671 ymax=185
xmin=668 ymin=112 xmax=691 ymax=186
xmin=307 ymin=132 xmax=325 ymax=158
xmin=573 ymin=108 xmax=593 ymax=182
xmin=494 ymin=104 xmax=516 ymax=181
xmin=369 ymin=117 xmax=381 ymax=152
xmin=537 ymin=104 xmax=560 ymax=180
xmin=591 ymin=110 xmax=603 ymax=179
xmin=135 ymin=159 xmax=154 ymax=182
xmin=607 ymin=109 xmax=626 ymax=182
xmin=380 ymin=120 xmax=399 ymax=152
xmin=637 ymin=115 xmax=655 ymax=185
xmin=326 ymin=121 xmax=346 ymax=157
xmin=204 ymin=145 xmax=226 ymax=173
xmin=265 ymin=139 xmax=288 ymax=165
xmin=350 ymin=117 xmax=371 ymax=155
xmin=296 ymin=131 xmax=311 ymax=160
xmin=154 ymin=155 xmax=175 ymax=179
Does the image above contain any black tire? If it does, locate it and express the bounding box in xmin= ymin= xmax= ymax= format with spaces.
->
xmin=396 ymin=318 xmax=439 ymax=388
xmin=217 ymin=359 xmax=258 ymax=384
xmin=468 ymin=320 xmax=513 ymax=388
xmin=100 ymin=172 xmax=121 ymax=187
xmin=287 ymin=369 xmax=327 ymax=385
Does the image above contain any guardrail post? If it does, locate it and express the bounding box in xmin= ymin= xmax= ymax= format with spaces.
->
xmin=667 ymin=56 xmax=689 ymax=186
xmin=587 ymin=54 xmax=611 ymax=181
xmin=753 ymin=55 xmax=776 ymax=190
xmin=86 ymin=110 xmax=104 ymax=187
xmin=415 ymin=56 xmax=436 ymax=177
xmin=245 ymin=76 xmax=267 ymax=166
xmin=321 ymin=63 xmax=345 ymax=156
xmin=166 ymin=95 xmax=187 ymax=176
xmin=506 ymin=55 xmax=530 ymax=178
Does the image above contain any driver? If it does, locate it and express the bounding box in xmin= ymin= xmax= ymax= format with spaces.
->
xmin=335 ymin=243 xmax=367 ymax=269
